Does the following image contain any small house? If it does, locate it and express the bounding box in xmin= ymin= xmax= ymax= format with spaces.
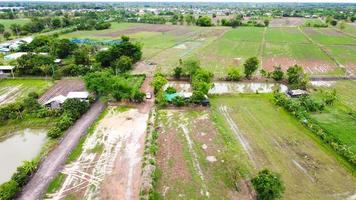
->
xmin=0 ymin=66 xmax=14 ymax=78
xmin=287 ymin=89 xmax=308 ymax=98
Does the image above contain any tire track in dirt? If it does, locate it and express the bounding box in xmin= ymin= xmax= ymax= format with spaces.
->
xmin=218 ymin=105 xmax=258 ymax=168
xmin=179 ymin=123 xmax=210 ymax=198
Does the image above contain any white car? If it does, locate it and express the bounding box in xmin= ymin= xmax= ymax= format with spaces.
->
xmin=146 ymin=92 xmax=152 ymax=99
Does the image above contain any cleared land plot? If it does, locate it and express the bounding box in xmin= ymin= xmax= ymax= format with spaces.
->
xmin=47 ymin=107 xmax=149 ymax=200
xmin=38 ymin=79 xmax=85 ymax=104
xmin=0 ymin=79 xmax=53 ymax=106
xmin=311 ymin=81 xmax=356 ymax=154
xmin=155 ymin=109 xmax=254 ymax=199
xmin=196 ymin=27 xmax=263 ymax=77
xmin=211 ymin=95 xmax=356 ymax=200
xmin=269 ymin=17 xmax=305 ymax=27
xmin=303 ymin=27 xmax=356 ymax=45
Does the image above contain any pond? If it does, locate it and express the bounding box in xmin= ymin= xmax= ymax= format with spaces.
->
xmin=0 ymin=129 xmax=47 ymax=184
xmin=165 ymin=81 xmax=288 ymax=94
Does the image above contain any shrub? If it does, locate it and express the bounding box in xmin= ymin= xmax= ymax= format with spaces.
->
xmin=244 ymin=57 xmax=259 ymax=79
xmin=11 ymin=160 xmax=37 ymax=187
xmin=227 ymin=68 xmax=242 ymax=81
xmin=173 ymin=66 xmax=183 ymax=79
xmin=0 ymin=180 xmax=19 ymax=200
xmin=165 ymin=86 xmax=176 ymax=94
xmin=251 ymin=169 xmax=285 ymax=200
xmin=271 ymin=66 xmax=284 ymax=81
xmin=172 ymin=96 xmax=185 ymax=107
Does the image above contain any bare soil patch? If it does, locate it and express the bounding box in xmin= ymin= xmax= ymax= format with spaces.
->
xmin=269 ymin=17 xmax=305 ymax=27
xmin=0 ymin=85 xmax=23 ymax=106
xmin=303 ymin=27 xmax=319 ymax=36
xmin=345 ymin=62 xmax=356 ymax=75
xmin=96 ymin=24 xmax=194 ymax=38
xmin=263 ymin=56 xmax=336 ymax=74
xmin=321 ymin=28 xmax=345 ymax=36
xmin=38 ymin=79 xmax=85 ymax=104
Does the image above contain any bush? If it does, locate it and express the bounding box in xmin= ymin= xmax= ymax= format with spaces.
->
xmin=244 ymin=57 xmax=259 ymax=79
xmin=271 ymin=66 xmax=284 ymax=81
xmin=173 ymin=66 xmax=183 ymax=79
xmin=165 ymin=86 xmax=176 ymax=94
xmin=150 ymin=73 xmax=168 ymax=94
xmin=172 ymin=96 xmax=185 ymax=107
xmin=251 ymin=169 xmax=285 ymax=200
xmin=11 ymin=160 xmax=37 ymax=187
xmin=0 ymin=180 xmax=19 ymax=200
xmin=227 ymin=68 xmax=242 ymax=81
xmin=95 ymin=22 xmax=111 ymax=30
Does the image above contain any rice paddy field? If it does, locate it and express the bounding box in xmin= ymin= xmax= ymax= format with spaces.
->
xmin=209 ymin=94 xmax=356 ymax=200
xmin=311 ymin=81 xmax=356 ymax=155
xmin=0 ymin=79 xmax=53 ymax=106
xmin=59 ymin=21 xmax=356 ymax=77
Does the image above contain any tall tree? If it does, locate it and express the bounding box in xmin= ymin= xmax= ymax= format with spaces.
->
xmin=243 ymin=57 xmax=259 ymax=79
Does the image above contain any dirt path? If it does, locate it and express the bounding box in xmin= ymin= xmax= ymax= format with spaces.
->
xmin=16 ymin=101 xmax=106 ymax=200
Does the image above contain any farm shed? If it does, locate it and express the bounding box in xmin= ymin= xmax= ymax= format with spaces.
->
xmin=0 ymin=66 xmax=14 ymax=78
xmin=287 ymin=89 xmax=308 ymax=97
xmin=67 ymin=91 xmax=89 ymax=101
xmin=44 ymin=95 xmax=67 ymax=109
xmin=4 ymin=52 xmax=27 ymax=60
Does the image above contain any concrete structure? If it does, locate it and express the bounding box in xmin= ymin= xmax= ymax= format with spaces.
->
xmin=44 ymin=91 xmax=90 ymax=109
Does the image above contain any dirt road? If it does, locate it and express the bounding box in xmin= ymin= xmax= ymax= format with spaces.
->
xmin=16 ymin=101 xmax=106 ymax=200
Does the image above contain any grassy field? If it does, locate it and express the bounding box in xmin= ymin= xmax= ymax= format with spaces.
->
xmin=195 ymin=27 xmax=262 ymax=76
xmin=0 ymin=79 xmax=53 ymax=106
xmin=343 ymin=23 xmax=356 ymax=36
xmin=303 ymin=27 xmax=356 ymax=45
xmin=324 ymin=45 xmax=356 ymax=74
xmin=265 ymin=27 xmax=309 ymax=43
xmin=210 ymin=94 xmax=356 ymax=200
xmin=154 ymin=109 xmax=251 ymax=199
xmin=310 ymin=81 xmax=356 ymax=154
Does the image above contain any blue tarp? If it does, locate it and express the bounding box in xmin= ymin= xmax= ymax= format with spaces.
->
xmin=69 ymin=38 xmax=122 ymax=46
xmin=165 ymin=93 xmax=181 ymax=102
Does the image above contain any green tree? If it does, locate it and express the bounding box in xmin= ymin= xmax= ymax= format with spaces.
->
xmin=185 ymin=14 xmax=195 ymax=25
xmin=264 ymin=19 xmax=270 ymax=27
xmin=51 ymin=39 xmax=78 ymax=59
xmin=112 ymin=55 xmax=133 ymax=74
xmin=173 ymin=66 xmax=183 ymax=79
xmin=286 ymin=65 xmax=309 ymax=89
xmin=51 ymin=18 xmax=62 ymax=28
xmin=182 ymin=57 xmax=201 ymax=80
xmin=271 ymin=66 xmax=284 ymax=81
xmin=251 ymin=169 xmax=285 ymax=200
xmin=3 ymin=31 xmax=11 ymax=40
xmin=227 ymin=68 xmax=242 ymax=81
xmin=244 ymin=57 xmax=259 ymax=79
xmin=196 ymin=16 xmax=212 ymax=27
xmin=74 ymin=47 xmax=90 ymax=65
xmin=10 ymin=23 xmax=21 ymax=36
xmin=150 ymin=73 xmax=168 ymax=94
xmin=0 ymin=23 xmax=5 ymax=34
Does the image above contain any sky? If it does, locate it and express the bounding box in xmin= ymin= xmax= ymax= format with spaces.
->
xmin=3 ymin=0 xmax=356 ymax=2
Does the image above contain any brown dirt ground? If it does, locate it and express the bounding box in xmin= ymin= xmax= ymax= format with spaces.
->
xmin=262 ymin=56 xmax=337 ymax=74
xmin=38 ymin=79 xmax=85 ymax=104
xmin=303 ymin=27 xmax=319 ymax=36
xmin=345 ymin=62 xmax=356 ymax=75
xmin=96 ymin=24 xmax=194 ymax=38
xmin=156 ymin=110 xmax=255 ymax=199
xmin=269 ymin=17 xmax=305 ymax=27
xmin=320 ymin=28 xmax=345 ymax=36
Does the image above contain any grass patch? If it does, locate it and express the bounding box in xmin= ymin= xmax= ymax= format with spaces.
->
xmin=46 ymin=172 xmax=65 ymax=193
xmin=210 ymin=94 xmax=356 ymax=199
xmin=66 ymin=109 xmax=108 ymax=164
xmin=90 ymin=143 xmax=104 ymax=154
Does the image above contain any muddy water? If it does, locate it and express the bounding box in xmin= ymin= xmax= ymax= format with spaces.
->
xmin=209 ymin=82 xmax=288 ymax=94
xmin=0 ymin=129 xmax=46 ymax=184
xmin=166 ymin=81 xmax=288 ymax=94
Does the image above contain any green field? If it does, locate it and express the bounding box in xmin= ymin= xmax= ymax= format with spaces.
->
xmin=343 ymin=23 xmax=356 ymax=36
xmin=0 ymin=79 xmax=53 ymax=106
xmin=196 ymin=27 xmax=263 ymax=76
xmin=265 ymin=27 xmax=309 ymax=43
xmin=324 ymin=45 xmax=356 ymax=74
xmin=304 ymin=27 xmax=356 ymax=45
xmin=311 ymin=81 xmax=356 ymax=154
xmin=210 ymin=95 xmax=356 ymax=200
xmin=0 ymin=18 xmax=30 ymax=30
